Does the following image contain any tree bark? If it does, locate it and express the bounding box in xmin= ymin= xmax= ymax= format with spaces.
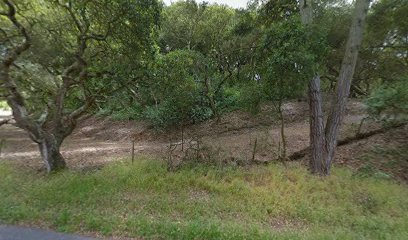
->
xmin=300 ymin=0 xmax=370 ymax=175
xmin=39 ymin=135 xmax=66 ymax=172
xmin=323 ymin=0 xmax=371 ymax=174
xmin=0 ymin=0 xmax=91 ymax=173
xmin=299 ymin=0 xmax=326 ymax=174
xmin=308 ymin=76 xmax=325 ymax=174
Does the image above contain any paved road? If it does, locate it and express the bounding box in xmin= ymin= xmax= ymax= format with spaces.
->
xmin=0 ymin=225 xmax=95 ymax=240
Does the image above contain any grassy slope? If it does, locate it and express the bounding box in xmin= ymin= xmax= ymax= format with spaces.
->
xmin=0 ymin=160 xmax=407 ymax=239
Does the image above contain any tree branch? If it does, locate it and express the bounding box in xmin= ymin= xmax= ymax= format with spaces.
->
xmin=2 ymin=0 xmax=31 ymax=67
xmin=1 ymin=0 xmax=33 ymax=123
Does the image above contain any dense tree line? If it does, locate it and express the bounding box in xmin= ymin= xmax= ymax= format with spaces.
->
xmin=1 ymin=0 xmax=406 ymax=173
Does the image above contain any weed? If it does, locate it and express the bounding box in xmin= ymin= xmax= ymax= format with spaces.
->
xmin=0 ymin=161 xmax=407 ymax=239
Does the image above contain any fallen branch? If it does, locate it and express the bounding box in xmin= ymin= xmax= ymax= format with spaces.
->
xmin=288 ymin=122 xmax=407 ymax=161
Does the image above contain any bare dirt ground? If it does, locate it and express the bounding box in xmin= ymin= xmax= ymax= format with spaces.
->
xmin=0 ymin=119 xmax=165 ymax=171
xmin=1 ymin=99 xmax=406 ymax=180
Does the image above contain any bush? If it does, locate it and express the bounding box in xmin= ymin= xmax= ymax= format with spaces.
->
xmin=110 ymin=103 xmax=143 ymax=121
xmin=217 ymin=87 xmax=241 ymax=113
xmin=237 ymin=82 xmax=265 ymax=114
xmin=190 ymin=105 xmax=213 ymax=123
xmin=365 ymin=78 xmax=408 ymax=123
xmin=143 ymin=102 xmax=180 ymax=128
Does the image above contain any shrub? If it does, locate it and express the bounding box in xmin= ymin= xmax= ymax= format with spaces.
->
xmin=237 ymin=82 xmax=265 ymax=114
xmin=365 ymin=77 xmax=408 ymax=123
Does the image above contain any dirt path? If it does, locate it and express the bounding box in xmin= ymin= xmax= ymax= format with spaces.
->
xmin=0 ymin=101 xmax=369 ymax=170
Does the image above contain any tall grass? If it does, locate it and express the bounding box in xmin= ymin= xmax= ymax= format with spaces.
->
xmin=0 ymin=160 xmax=407 ymax=239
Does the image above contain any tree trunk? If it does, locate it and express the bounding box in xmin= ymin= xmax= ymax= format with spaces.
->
xmin=300 ymin=0 xmax=370 ymax=175
xmin=276 ymin=101 xmax=287 ymax=159
xmin=1 ymin=0 xmax=88 ymax=173
xmin=323 ymin=0 xmax=371 ymax=174
xmin=299 ymin=0 xmax=326 ymax=174
xmin=204 ymin=77 xmax=220 ymax=122
xmin=299 ymin=0 xmax=313 ymax=24
xmin=39 ymin=135 xmax=66 ymax=173
xmin=308 ymin=76 xmax=325 ymax=174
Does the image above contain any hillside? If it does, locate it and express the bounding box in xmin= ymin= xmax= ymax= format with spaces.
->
xmin=1 ymin=100 xmax=406 ymax=182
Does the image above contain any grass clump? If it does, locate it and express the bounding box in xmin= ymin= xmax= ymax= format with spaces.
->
xmin=0 ymin=160 xmax=407 ymax=239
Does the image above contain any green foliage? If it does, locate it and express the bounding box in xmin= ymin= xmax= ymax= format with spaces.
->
xmin=143 ymin=102 xmax=183 ymax=128
xmin=97 ymin=1 xmax=330 ymax=126
xmin=2 ymin=0 xmax=162 ymax=115
xmin=365 ymin=77 xmax=408 ymax=123
xmin=120 ymin=48 xmax=243 ymax=128
xmin=0 ymin=101 xmax=10 ymax=111
xmin=110 ymin=104 xmax=144 ymax=121
xmin=140 ymin=50 xmax=206 ymax=128
xmin=1 ymin=161 xmax=408 ymax=239
xmin=190 ymin=105 xmax=213 ymax=123
xmin=220 ymin=87 xmax=241 ymax=111
xmin=266 ymin=18 xmax=325 ymax=96
xmin=237 ymin=82 xmax=265 ymax=114
xmin=159 ymin=1 xmax=235 ymax=54
xmin=3 ymin=0 xmax=405 ymax=129
xmin=314 ymin=0 xmax=408 ymax=95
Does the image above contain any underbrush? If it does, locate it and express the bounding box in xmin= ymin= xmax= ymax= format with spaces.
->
xmin=0 ymin=160 xmax=407 ymax=239
xmin=357 ymin=141 xmax=408 ymax=182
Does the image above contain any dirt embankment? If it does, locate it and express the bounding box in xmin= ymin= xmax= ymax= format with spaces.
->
xmin=1 ymin=99 xmax=406 ymax=181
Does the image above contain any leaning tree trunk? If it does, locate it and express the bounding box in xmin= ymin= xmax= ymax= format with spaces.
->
xmin=323 ymin=0 xmax=371 ymax=174
xmin=300 ymin=0 xmax=370 ymax=175
xmin=38 ymin=134 xmax=66 ymax=173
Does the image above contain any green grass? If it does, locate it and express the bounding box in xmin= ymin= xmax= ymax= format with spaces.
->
xmin=358 ymin=142 xmax=408 ymax=181
xmin=1 ymin=160 xmax=408 ymax=239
